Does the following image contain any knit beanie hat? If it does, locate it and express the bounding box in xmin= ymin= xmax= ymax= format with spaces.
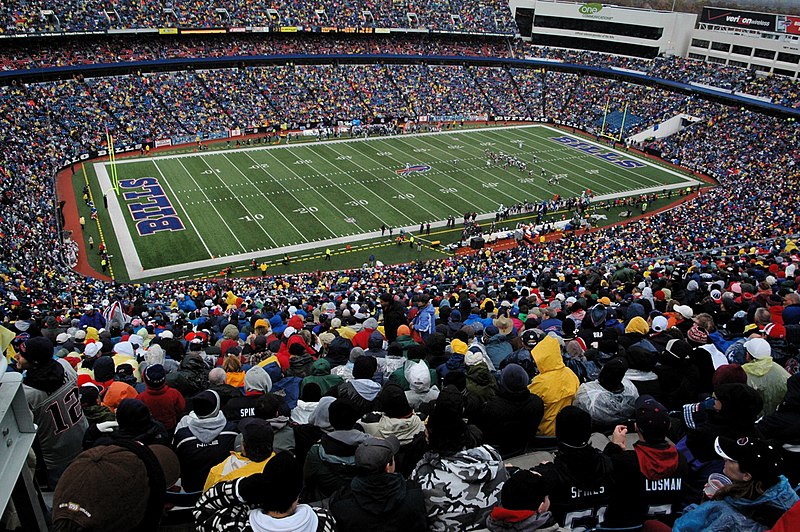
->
xmin=555 ymin=406 xmax=592 ymax=448
xmin=258 ymin=452 xmax=303 ymax=513
xmin=192 ymin=390 xmax=221 ymax=419
xmin=498 ymin=363 xmax=530 ymax=395
xmin=598 ymin=357 xmax=628 ymax=393
xmin=20 ymin=336 xmax=53 ymax=366
xmin=93 ymin=355 xmax=116 ymax=382
xmin=380 ymin=383 xmax=413 ymax=418
xmin=352 ymin=355 xmax=377 ymax=379
xmin=328 ymin=399 xmax=361 ymax=430
xmin=143 ymin=364 xmax=166 ymax=388
xmin=500 ymin=469 xmax=548 ymax=511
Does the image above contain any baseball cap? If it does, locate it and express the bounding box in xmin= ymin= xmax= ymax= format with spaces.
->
xmin=744 ymin=338 xmax=771 ymax=360
xmin=143 ymin=364 xmax=166 ymax=387
xmin=355 ymin=436 xmax=400 ymax=473
xmin=715 ymin=436 xmax=783 ymax=483
xmin=634 ymin=395 xmax=670 ymax=441
xmin=651 ymin=316 xmax=669 ymax=333
xmin=673 ymin=305 xmax=694 ymax=319
xmin=521 ymin=328 xmax=545 ymax=348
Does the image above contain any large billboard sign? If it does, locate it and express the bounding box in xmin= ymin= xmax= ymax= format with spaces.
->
xmin=700 ymin=7 xmax=776 ymax=32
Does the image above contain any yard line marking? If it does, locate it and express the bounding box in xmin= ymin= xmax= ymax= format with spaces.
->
xmin=151 ymin=159 xmax=214 ymax=259
xmin=174 ymin=158 xmax=248 ymax=252
xmin=240 ymin=150 xmax=337 ymax=238
xmin=321 ymin=143 xmax=416 ymax=225
xmin=397 ymin=135 xmax=525 ymax=204
xmin=219 ymin=153 xmax=302 ymax=245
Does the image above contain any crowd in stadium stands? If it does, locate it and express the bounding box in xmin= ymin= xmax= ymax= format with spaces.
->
xmin=1 ymin=34 xmax=798 ymax=111
xmin=3 ymin=30 xmax=800 ymax=531
xmin=0 ymin=0 xmax=515 ymax=34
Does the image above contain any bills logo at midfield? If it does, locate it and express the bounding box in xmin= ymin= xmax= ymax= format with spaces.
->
xmin=396 ymin=164 xmax=431 ymax=175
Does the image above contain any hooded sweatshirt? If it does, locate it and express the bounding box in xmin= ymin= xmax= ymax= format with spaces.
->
xmin=173 ymin=411 xmax=239 ymax=492
xmin=405 ymin=360 xmax=440 ymax=409
xmin=603 ymin=439 xmax=687 ymax=527
xmin=411 ymin=445 xmax=508 ymax=531
xmin=743 ymin=355 xmax=790 ymax=417
xmin=302 ymin=359 xmax=344 ymax=395
xmin=330 ymin=473 xmax=428 ymax=532
xmin=528 ymin=336 xmax=580 ymax=436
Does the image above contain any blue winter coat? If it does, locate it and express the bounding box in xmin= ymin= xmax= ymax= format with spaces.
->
xmin=484 ymin=333 xmax=514 ymax=368
xmin=673 ymin=476 xmax=798 ymax=532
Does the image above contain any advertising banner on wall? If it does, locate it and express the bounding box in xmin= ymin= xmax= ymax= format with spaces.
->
xmin=778 ymin=15 xmax=800 ymax=35
xmin=700 ymin=7 xmax=776 ymax=32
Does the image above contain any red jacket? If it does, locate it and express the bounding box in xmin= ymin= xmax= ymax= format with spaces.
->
xmin=137 ymin=385 xmax=186 ymax=431
xmin=351 ymin=327 xmax=376 ymax=350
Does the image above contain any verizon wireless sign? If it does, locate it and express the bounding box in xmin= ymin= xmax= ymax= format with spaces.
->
xmin=700 ymin=7 xmax=776 ymax=32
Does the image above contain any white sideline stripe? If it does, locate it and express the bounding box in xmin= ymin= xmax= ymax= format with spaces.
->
xmin=100 ymin=125 xmax=700 ymax=280
xmin=93 ymin=162 xmax=144 ymax=276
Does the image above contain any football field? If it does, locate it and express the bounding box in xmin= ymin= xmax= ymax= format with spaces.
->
xmin=90 ymin=125 xmax=698 ymax=280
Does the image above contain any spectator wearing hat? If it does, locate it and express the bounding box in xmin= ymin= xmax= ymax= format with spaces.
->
xmin=82 ymin=398 xmax=169 ymax=450
xmin=603 ymin=396 xmax=689 ymax=527
xmin=79 ymin=382 xmax=115 ymax=424
xmin=465 ymin=346 xmax=498 ymax=413
xmin=329 ymin=357 xmax=382 ymax=416
xmin=675 ymin=383 xmax=764 ymax=506
xmin=410 ymin=386 xmax=507 ymax=531
xmin=16 ymin=337 xmax=88 ymax=488
xmin=528 ymin=335 xmax=580 ymax=436
xmin=302 ymin=399 xmax=370 ymax=502
xmin=331 ymin=346 xmax=364 ymax=382
xmin=287 ymin=340 xmax=316 ymax=379
xmin=172 ymin=390 xmax=239 ymax=493
xmin=647 ymin=315 xmax=674 ymax=352
xmin=485 ymin=469 xmax=566 ymax=531
xmin=674 ymin=436 xmax=798 ymax=531
xmin=654 ymin=339 xmax=700 ymax=411
xmin=757 ymin=373 xmax=800 ymax=486
xmin=573 ymin=357 xmax=639 ymax=431
xmin=78 ymin=304 xmax=105 ymax=330
xmin=223 ymin=365 xmax=272 ymax=421
xmin=671 ymin=304 xmax=695 ymax=335
xmin=330 ymin=436 xmax=427 ymax=531
xmin=625 ymin=343 xmax=662 ymax=400
xmin=532 ymin=406 xmax=614 ymax=529
xmin=478 ymin=363 xmax=544 ymax=458
xmin=102 ymin=380 xmax=138 ymax=411
xmin=111 ymin=340 xmax=142 ymax=383
xmin=137 ymin=363 xmax=186 ymax=432
xmin=392 ymin=324 xmax=420 ymax=359
xmin=742 ymin=337 xmax=790 ymax=417
xmin=359 ymin=384 xmax=426 ymax=477
xmin=204 ymin=417 xmax=275 ymax=492
xmin=52 ymin=443 xmax=179 ymax=532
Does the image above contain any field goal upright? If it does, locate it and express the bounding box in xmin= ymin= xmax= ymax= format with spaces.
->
xmin=598 ymin=96 xmax=629 ymax=143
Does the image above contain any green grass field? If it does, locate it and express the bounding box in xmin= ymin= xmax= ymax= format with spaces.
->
xmin=85 ymin=125 xmax=698 ymax=281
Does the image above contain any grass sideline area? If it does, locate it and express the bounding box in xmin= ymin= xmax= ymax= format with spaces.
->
xmin=75 ymin=124 xmax=699 ymax=281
